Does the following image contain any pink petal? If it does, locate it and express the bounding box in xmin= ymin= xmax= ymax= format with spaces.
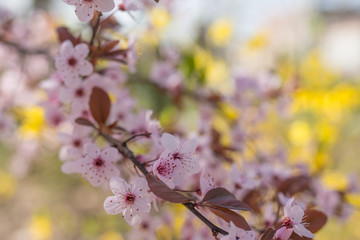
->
xmin=130 ymin=177 xmax=149 ymax=195
xmin=284 ymin=197 xmax=294 ymax=217
xmin=179 ymin=155 xmax=200 ymax=175
xmin=180 ymin=138 xmax=198 ymax=153
xmin=294 ymin=224 xmax=315 ymax=238
xmin=110 ymin=177 xmax=128 ymax=195
xmin=74 ymin=43 xmax=90 ymax=59
xmin=133 ymin=197 xmax=151 ymax=213
xmin=76 ymin=3 xmax=94 ymax=22
xmin=123 ymin=208 xmax=142 ymax=226
xmin=63 ymin=0 xmax=79 ymax=6
xmin=60 ymin=40 xmax=73 ymax=56
xmin=161 ymin=133 xmax=178 ymax=152
xmin=84 ymin=143 xmax=100 ymax=158
xmin=79 ymin=61 xmax=93 ymax=76
xmin=290 ymin=205 xmax=305 ymax=224
xmin=101 ymin=147 xmax=119 ymax=163
xmin=104 ymin=196 xmax=123 ymax=215
xmin=61 ymin=157 xmax=87 ymax=174
xmin=93 ymin=0 xmax=115 ymax=12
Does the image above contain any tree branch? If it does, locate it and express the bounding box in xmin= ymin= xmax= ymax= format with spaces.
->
xmin=99 ymin=132 xmax=229 ymax=237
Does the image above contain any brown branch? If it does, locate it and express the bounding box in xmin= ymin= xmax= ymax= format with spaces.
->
xmin=99 ymin=132 xmax=228 ymax=236
xmin=90 ymin=12 xmax=102 ymax=47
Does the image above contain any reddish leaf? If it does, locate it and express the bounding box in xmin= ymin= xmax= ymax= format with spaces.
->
xmin=146 ymin=175 xmax=194 ymax=203
xmin=106 ymin=49 xmax=128 ymax=57
xmin=100 ymin=40 xmax=119 ymax=54
xmin=201 ymin=187 xmax=252 ymax=211
xmin=75 ymin=117 xmax=95 ymax=128
xmin=304 ymin=209 xmax=327 ymax=233
xmin=289 ymin=209 xmax=327 ymax=240
xmin=206 ymin=205 xmax=251 ymax=231
xmin=89 ymin=87 xmax=111 ymax=126
xmin=260 ymin=228 xmax=275 ymax=240
xmin=243 ymin=190 xmax=261 ymax=213
xmin=277 ymin=175 xmax=310 ymax=195
xmin=57 ymin=27 xmax=79 ymax=45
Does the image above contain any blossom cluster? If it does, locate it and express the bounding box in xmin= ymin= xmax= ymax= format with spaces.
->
xmin=0 ymin=0 xmax=359 ymax=240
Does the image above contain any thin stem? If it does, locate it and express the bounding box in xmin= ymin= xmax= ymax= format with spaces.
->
xmin=141 ymin=158 xmax=159 ymax=166
xmin=90 ymin=12 xmax=102 ymax=46
xmin=123 ymin=132 xmax=152 ymax=144
xmin=99 ymin=132 xmax=229 ymax=237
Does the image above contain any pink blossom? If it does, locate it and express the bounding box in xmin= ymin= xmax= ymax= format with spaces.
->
xmin=118 ymin=0 xmax=140 ymax=12
xmin=221 ymin=222 xmax=256 ymax=240
xmin=57 ymin=126 xmax=92 ymax=161
xmin=274 ymin=198 xmax=315 ymax=240
xmin=104 ymin=177 xmax=151 ymax=225
xmin=63 ymin=0 xmax=115 ymax=22
xmin=55 ymin=40 xmax=93 ymax=84
xmin=153 ymin=133 xmax=200 ymax=188
xmin=62 ymin=143 xmax=120 ymax=187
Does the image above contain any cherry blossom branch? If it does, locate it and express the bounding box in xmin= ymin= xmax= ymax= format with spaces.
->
xmin=123 ymin=132 xmax=152 ymax=144
xmin=90 ymin=12 xmax=102 ymax=46
xmin=99 ymin=132 xmax=229 ymax=236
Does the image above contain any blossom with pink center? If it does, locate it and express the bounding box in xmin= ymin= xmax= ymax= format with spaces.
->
xmin=153 ymin=133 xmax=200 ymax=188
xmin=62 ymin=143 xmax=120 ymax=187
xmin=55 ymin=40 xmax=93 ymax=84
xmin=63 ymin=0 xmax=115 ymax=22
xmin=221 ymin=222 xmax=256 ymax=240
xmin=104 ymin=177 xmax=151 ymax=225
xmin=57 ymin=126 xmax=92 ymax=161
xmin=274 ymin=198 xmax=315 ymax=240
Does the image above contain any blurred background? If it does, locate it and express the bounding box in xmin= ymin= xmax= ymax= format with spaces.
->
xmin=0 ymin=0 xmax=360 ymax=239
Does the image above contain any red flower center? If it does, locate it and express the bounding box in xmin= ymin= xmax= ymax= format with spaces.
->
xmin=282 ymin=217 xmax=294 ymax=229
xmin=75 ymin=88 xmax=85 ymax=97
xmin=94 ymin=157 xmax=104 ymax=167
xmin=125 ymin=193 xmax=136 ymax=204
xmin=67 ymin=57 xmax=77 ymax=66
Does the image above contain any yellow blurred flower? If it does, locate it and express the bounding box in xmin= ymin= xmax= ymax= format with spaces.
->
xmin=150 ymin=7 xmax=170 ymax=30
xmin=288 ymin=120 xmax=311 ymax=146
xmin=99 ymin=231 xmax=124 ymax=240
xmin=322 ymin=172 xmax=348 ymax=191
xmin=30 ymin=214 xmax=52 ymax=240
xmin=0 ymin=171 xmax=17 ymax=199
xmin=207 ymin=18 xmax=233 ymax=46
xmin=246 ymin=33 xmax=268 ymax=51
xmin=18 ymin=106 xmax=45 ymax=139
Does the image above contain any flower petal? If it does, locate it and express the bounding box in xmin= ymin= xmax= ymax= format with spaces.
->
xmin=161 ymin=133 xmax=178 ymax=152
xmin=109 ymin=177 xmax=128 ymax=195
xmin=284 ymin=197 xmax=294 ymax=217
xmin=180 ymin=138 xmax=197 ymax=153
xmin=93 ymin=0 xmax=115 ymax=12
xmin=76 ymin=3 xmax=94 ymax=22
xmin=294 ymin=224 xmax=315 ymax=238
xmin=101 ymin=147 xmax=119 ymax=163
xmin=123 ymin=208 xmax=142 ymax=226
xmin=104 ymin=196 xmax=123 ymax=215
xmin=84 ymin=142 xmax=100 ymax=158
xmin=290 ymin=205 xmax=305 ymax=224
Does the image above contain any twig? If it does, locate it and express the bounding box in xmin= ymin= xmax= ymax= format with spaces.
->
xmin=123 ymin=132 xmax=152 ymax=144
xmin=99 ymin=132 xmax=229 ymax=237
xmin=90 ymin=13 xmax=102 ymax=46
